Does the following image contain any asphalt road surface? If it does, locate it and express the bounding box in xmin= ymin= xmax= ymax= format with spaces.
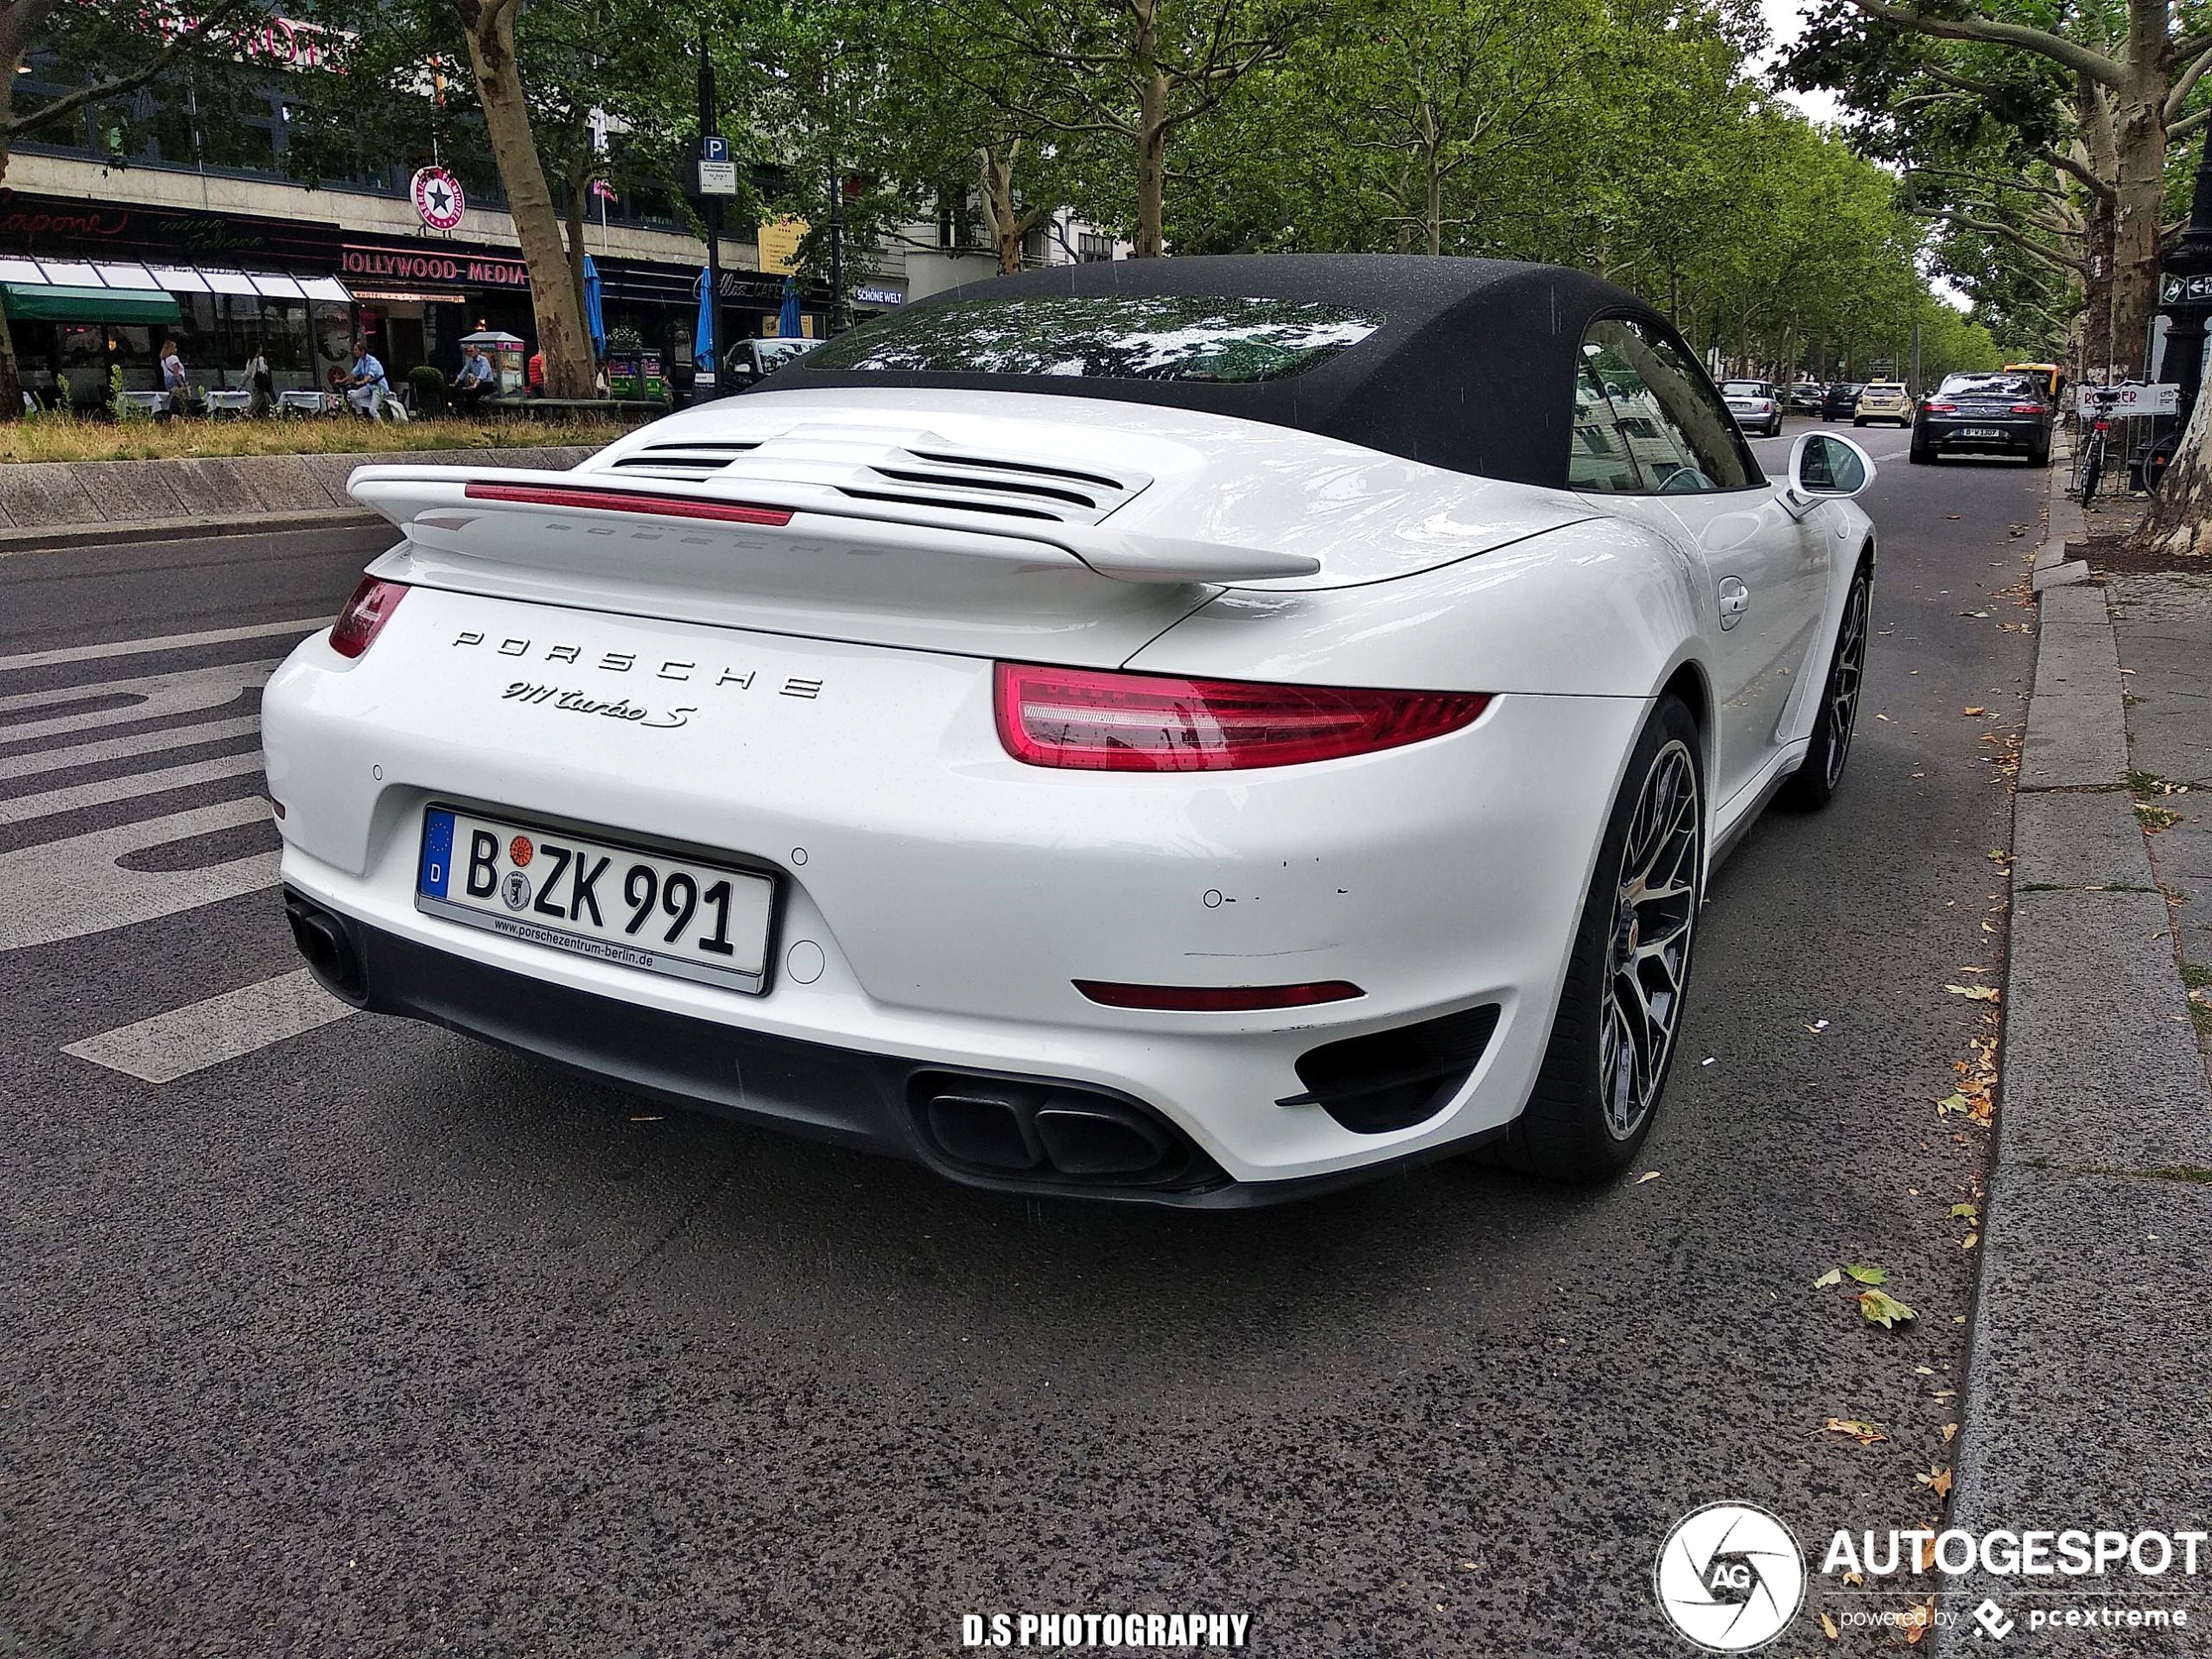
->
xmin=1 ymin=426 xmax=2042 ymax=1656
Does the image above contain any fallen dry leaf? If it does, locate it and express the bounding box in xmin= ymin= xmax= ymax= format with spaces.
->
xmin=1951 ymin=1203 xmax=1979 ymax=1220
xmin=1844 ymin=1569 xmax=1865 ymax=1587
xmin=1964 ymin=705 xmax=1987 ymax=716
xmin=1860 ymin=1287 xmax=1918 ymax=1328
xmin=1844 ymin=1264 xmax=1888 ymax=1285
xmin=1916 ymin=1465 xmax=1955 ymax=1499
xmin=1825 ymin=1418 xmax=1888 ymax=1446
xmin=1632 ymin=1170 xmax=1662 ymax=1184
xmin=1813 ymin=1267 xmax=1844 ymax=1288
xmin=1902 ymin=1597 xmax=1936 ymax=1643
xmin=1942 ymin=1423 xmax=1959 ymax=1443
xmin=1962 ymin=1232 xmax=1979 ymax=1250
xmin=1946 ymin=984 xmax=2000 ymax=1001
xmin=1821 ymin=1610 xmax=1841 ymax=1639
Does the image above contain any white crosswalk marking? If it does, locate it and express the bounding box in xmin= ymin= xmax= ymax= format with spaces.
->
xmin=1 ymin=616 xmax=354 ymax=1080
xmin=0 ymin=751 xmax=266 ymax=826
xmin=0 ymin=617 xmax=324 ymax=673
xmin=0 ymin=793 xmax=276 ymax=951
xmin=63 ymin=968 xmax=354 ymax=1082
xmin=0 ymin=659 xmax=274 ymax=745
xmin=0 ymin=712 xmax=260 ymax=783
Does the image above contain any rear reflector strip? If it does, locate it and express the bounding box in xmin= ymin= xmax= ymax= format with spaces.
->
xmin=1074 ymin=979 xmax=1364 ymax=1011
xmin=462 ymin=481 xmax=794 ymax=526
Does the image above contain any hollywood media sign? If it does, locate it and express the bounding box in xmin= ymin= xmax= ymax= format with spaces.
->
xmin=341 ymin=246 xmax=529 ymax=290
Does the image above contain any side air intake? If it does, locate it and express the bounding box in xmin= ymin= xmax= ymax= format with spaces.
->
xmin=1280 ymin=1004 xmax=1501 ymax=1134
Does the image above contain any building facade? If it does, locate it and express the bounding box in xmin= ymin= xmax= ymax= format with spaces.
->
xmin=6 ymin=39 xmax=1122 ymax=409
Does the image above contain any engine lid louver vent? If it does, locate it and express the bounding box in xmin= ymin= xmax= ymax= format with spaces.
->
xmin=589 ymin=428 xmax=1149 ymax=523
xmin=604 ymin=439 xmax=765 ymax=480
xmin=840 ymin=450 xmax=1141 ymax=523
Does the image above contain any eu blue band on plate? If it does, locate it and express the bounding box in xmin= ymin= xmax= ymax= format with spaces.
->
xmin=420 ymin=808 xmax=455 ymax=897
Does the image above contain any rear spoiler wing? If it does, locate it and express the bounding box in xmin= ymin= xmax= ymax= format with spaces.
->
xmin=347 ymin=465 xmax=1321 ymax=585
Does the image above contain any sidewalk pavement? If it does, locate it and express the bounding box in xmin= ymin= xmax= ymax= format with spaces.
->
xmin=0 ymin=444 xmax=599 ymax=555
xmin=1937 ymin=468 xmax=2212 ymax=1654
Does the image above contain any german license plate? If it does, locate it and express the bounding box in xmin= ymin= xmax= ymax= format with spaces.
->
xmin=1959 ymin=427 xmax=2004 ymax=439
xmin=416 ymin=806 xmax=776 ymax=994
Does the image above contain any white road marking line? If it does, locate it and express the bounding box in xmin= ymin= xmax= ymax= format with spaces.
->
xmin=0 ymin=794 xmax=277 ymax=951
xmin=0 ymin=712 xmax=260 ymax=783
xmin=63 ymin=968 xmax=353 ymax=1083
xmin=0 ymin=660 xmax=273 ymax=745
xmin=0 ymin=750 xmax=266 ymax=825
xmin=0 ymin=617 xmax=325 ymax=674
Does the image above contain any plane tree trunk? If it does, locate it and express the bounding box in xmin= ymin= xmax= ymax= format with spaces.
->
xmin=451 ymin=0 xmax=594 ymax=398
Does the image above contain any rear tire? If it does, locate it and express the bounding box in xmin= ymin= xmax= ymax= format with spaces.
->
xmin=1778 ymin=558 xmax=1871 ymax=812
xmin=1499 ymin=695 xmax=1703 ymax=1182
xmin=1852 ymin=417 xmax=1867 ymax=427
xmin=1908 ymin=437 xmax=1932 ymax=465
xmin=2029 ymin=437 xmax=2051 ymax=469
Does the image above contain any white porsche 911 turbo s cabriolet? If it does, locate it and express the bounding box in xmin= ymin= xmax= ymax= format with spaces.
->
xmin=264 ymin=256 xmax=1876 ymax=1206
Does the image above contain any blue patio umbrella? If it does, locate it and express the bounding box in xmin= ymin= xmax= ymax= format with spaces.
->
xmin=779 ymin=276 xmax=801 ymax=340
xmin=694 ymin=266 xmax=715 ymax=368
xmin=582 ymin=253 xmax=606 ymax=358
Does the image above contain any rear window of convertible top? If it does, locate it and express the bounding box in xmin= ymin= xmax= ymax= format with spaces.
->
xmin=802 ymin=294 xmax=1383 ymax=384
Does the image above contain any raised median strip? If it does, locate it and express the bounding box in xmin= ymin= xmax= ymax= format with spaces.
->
xmin=1936 ymin=466 xmax=2212 ymax=1655
xmin=0 ymin=443 xmax=599 ymax=553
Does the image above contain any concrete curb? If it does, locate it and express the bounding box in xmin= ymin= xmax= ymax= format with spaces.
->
xmin=1934 ymin=466 xmax=2212 ymax=1656
xmin=0 ymin=444 xmax=597 ymax=551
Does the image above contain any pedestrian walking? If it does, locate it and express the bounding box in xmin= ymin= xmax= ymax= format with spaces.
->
xmin=245 ymin=345 xmax=274 ymax=418
xmin=158 ymin=339 xmax=192 ymax=417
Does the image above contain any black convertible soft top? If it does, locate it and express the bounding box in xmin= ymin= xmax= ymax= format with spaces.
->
xmin=778 ymin=254 xmax=1691 ymax=489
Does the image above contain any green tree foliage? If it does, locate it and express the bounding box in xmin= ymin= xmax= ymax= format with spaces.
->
xmin=0 ymin=0 xmax=260 ymax=416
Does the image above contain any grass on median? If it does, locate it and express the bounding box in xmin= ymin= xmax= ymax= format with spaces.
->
xmin=0 ymin=413 xmax=634 ymax=465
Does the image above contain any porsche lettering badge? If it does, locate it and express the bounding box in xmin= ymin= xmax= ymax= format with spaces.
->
xmin=453 ymin=630 xmax=826 ymax=711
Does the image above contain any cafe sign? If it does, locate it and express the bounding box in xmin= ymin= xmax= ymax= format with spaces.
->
xmin=411 ymin=166 xmax=466 ymax=232
xmin=341 ymin=244 xmax=528 ymax=289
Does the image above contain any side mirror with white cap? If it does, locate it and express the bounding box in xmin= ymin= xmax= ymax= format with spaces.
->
xmin=1784 ymin=431 xmax=1875 ymax=515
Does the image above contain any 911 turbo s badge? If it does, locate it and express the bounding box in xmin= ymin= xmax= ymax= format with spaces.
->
xmin=501 ymin=681 xmax=695 ymax=728
xmin=453 ymin=630 xmax=826 ymax=705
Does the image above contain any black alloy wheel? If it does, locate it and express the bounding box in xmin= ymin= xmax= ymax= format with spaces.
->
xmin=1779 ymin=558 xmax=1871 ymax=811
xmin=1502 ymin=695 xmax=1704 ymax=1182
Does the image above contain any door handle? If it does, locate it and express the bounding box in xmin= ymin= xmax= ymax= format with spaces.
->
xmin=1717 ymin=577 xmax=1750 ymax=631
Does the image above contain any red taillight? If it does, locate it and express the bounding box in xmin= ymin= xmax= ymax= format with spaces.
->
xmin=1074 ymin=979 xmax=1365 ymax=1010
xmin=329 ymin=577 xmax=408 ymax=659
xmin=462 ymin=481 xmax=793 ymax=526
xmin=995 ymin=663 xmax=1490 ymax=772
xmin=1922 ymin=401 xmax=1955 ymax=414
xmin=2009 ymin=403 xmax=2044 ymax=414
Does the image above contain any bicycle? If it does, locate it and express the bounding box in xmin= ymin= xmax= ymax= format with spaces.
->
xmin=2074 ymin=386 xmax=2123 ymax=508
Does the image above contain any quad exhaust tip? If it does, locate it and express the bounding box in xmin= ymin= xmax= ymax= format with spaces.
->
xmin=914 ymin=1074 xmax=1204 ymax=1187
xmin=284 ymin=890 xmax=368 ymax=1006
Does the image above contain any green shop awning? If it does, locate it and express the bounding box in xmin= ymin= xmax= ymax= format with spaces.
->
xmin=0 ymin=282 xmax=182 ymax=325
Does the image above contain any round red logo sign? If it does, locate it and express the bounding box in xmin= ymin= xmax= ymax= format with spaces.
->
xmin=410 ymin=166 xmax=466 ymax=232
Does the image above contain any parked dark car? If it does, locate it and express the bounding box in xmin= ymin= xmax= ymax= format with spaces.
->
xmin=1820 ymin=381 xmax=1866 ymax=421
xmin=1787 ymin=381 xmax=1824 ymax=415
xmin=1909 ymin=371 xmax=2053 ymax=467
